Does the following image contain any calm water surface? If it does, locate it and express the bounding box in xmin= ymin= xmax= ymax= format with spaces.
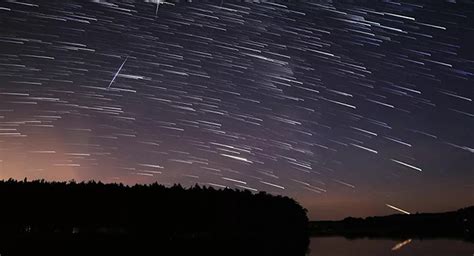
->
xmin=308 ymin=237 xmax=474 ymax=256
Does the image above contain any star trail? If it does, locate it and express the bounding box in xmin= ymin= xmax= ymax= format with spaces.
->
xmin=0 ymin=0 xmax=472 ymax=219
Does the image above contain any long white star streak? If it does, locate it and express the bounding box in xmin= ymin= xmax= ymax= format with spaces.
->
xmin=222 ymin=177 xmax=247 ymax=185
xmin=260 ymin=180 xmax=285 ymax=190
xmin=390 ymin=159 xmax=422 ymax=172
xmin=350 ymin=143 xmax=378 ymax=154
xmin=220 ymin=154 xmax=253 ymax=163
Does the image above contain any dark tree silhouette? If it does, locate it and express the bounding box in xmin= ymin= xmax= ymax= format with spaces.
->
xmin=0 ymin=179 xmax=309 ymax=256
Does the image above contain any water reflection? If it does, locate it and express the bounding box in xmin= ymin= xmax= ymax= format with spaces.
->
xmin=391 ymin=239 xmax=412 ymax=251
xmin=308 ymin=237 xmax=474 ymax=256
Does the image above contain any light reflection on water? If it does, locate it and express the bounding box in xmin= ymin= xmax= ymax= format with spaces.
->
xmin=308 ymin=237 xmax=474 ymax=256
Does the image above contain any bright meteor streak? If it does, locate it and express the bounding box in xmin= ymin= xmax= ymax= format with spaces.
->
xmin=386 ymin=204 xmax=411 ymax=215
xmin=107 ymin=57 xmax=128 ymax=89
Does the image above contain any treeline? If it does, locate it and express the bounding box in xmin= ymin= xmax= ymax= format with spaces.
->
xmin=310 ymin=206 xmax=474 ymax=241
xmin=0 ymin=179 xmax=309 ymax=255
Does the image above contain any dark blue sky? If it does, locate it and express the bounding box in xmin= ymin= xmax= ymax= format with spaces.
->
xmin=0 ymin=1 xmax=472 ymax=219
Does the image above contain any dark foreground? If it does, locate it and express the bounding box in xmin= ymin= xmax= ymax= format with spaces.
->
xmin=0 ymin=234 xmax=308 ymax=256
xmin=0 ymin=179 xmax=309 ymax=256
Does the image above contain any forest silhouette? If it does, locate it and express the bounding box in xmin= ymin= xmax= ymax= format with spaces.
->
xmin=0 ymin=179 xmax=309 ymax=255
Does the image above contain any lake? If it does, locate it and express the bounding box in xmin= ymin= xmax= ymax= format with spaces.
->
xmin=308 ymin=237 xmax=474 ymax=256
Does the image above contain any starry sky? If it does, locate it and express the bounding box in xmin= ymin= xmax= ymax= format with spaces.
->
xmin=0 ymin=0 xmax=473 ymax=220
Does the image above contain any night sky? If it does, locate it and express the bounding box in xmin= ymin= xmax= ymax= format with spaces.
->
xmin=0 ymin=0 xmax=473 ymax=220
